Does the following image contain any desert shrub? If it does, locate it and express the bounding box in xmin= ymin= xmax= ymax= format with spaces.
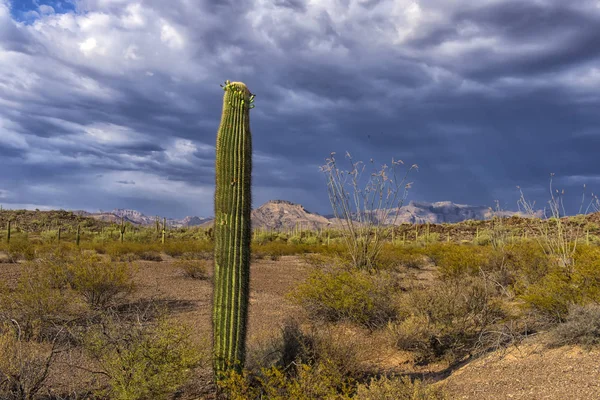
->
xmin=355 ymin=376 xmax=447 ymax=400
xmin=248 ymin=319 xmax=366 ymax=381
xmin=503 ymin=243 xmax=551 ymax=291
xmin=83 ymin=313 xmax=201 ymax=400
xmin=138 ymin=251 xmax=162 ymax=261
xmin=289 ymin=268 xmax=398 ymax=328
xmin=519 ymin=246 xmax=600 ymax=322
xmin=253 ymin=242 xmax=313 ymax=258
xmin=519 ymin=271 xmax=580 ymax=322
xmin=426 ymin=244 xmax=494 ymax=278
xmin=6 ymin=236 xmax=35 ymax=262
xmin=162 ymin=240 xmax=212 ymax=258
xmin=392 ymin=277 xmax=504 ymax=363
xmin=0 ymin=323 xmax=60 ymax=400
xmin=0 ymin=264 xmax=85 ymax=341
xmin=378 ymin=246 xmax=428 ymax=270
xmin=175 ymin=259 xmax=209 ymax=280
xmin=67 ymin=253 xmax=135 ymax=309
xmin=551 ymin=303 xmax=600 ymax=347
xmin=304 ymin=236 xmax=320 ymax=246
xmin=219 ymin=359 xmax=354 ymax=400
xmin=288 ymin=235 xmax=303 ymax=245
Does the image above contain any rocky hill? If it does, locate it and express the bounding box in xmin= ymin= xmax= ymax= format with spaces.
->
xmin=8 ymin=199 xmax=547 ymax=232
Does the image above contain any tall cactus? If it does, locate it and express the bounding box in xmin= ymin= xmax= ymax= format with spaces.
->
xmin=213 ymin=80 xmax=254 ymax=377
xmin=76 ymin=224 xmax=81 ymax=247
xmin=6 ymin=220 xmax=10 ymax=244
xmin=120 ymin=217 xmax=126 ymax=243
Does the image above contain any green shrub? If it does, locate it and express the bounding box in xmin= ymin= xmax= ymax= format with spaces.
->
xmin=426 ymin=244 xmax=494 ymax=278
xmin=289 ymin=267 xmax=398 ymax=328
xmin=355 ymin=376 xmax=447 ymax=400
xmin=392 ymin=277 xmax=504 ymax=363
xmin=175 ymin=259 xmax=209 ymax=280
xmin=67 ymin=254 xmax=135 ymax=309
xmin=0 ymin=263 xmax=85 ymax=341
xmin=83 ymin=313 xmax=201 ymax=400
xmin=520 ymin=246 xmax=600 ymax=322
xmin=218 ymin=359 xmax=354 ymax=400
xmin=139 ymin=251 xmax=162 ymax=261
xmin=6 ymin=236 xmax=35 ymax=262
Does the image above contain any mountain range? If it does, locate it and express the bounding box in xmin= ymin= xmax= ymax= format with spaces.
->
xmin=74 ymin=200 xmax=540 ymax=230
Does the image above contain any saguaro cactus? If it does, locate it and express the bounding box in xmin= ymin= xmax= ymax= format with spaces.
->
xmin=76 ymin=224 xmax=81 ymax=247
xmin=6 ymin=220 xmax=10 ymax=244
xmin=120 ymin=217 xmax=126 ymax=243
xmin=212 ymin=80 xmax=253 ymax=376
xmin=161 ymin=217 xmax=166 ymax=244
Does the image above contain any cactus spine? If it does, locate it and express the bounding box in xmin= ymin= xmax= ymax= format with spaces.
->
xmin=213 ymin=80 xmax=253 ymax=376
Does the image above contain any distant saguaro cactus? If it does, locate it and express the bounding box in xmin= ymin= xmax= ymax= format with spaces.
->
xmin=212 ymin=80 xmax=254 ymax=377
xmin=161 ymin=217 xmax=166 ymax=244
xmin=76 ymin=224 xmax=81 ymax=246
xmin=6 ymin=220 xmax=10 ymax=244
xmin=120 ymin=217 xmax=126 ymax=243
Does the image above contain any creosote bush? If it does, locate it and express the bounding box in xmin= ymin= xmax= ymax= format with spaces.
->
xmin=0 ymin=323 xmax=60 ymax=400
xmin=83 ymin=312 xmax=202 ymax=400
xmin=289 ymin=267 xmax=399 ymax=328
xmin=67 ymin=253 xmax=135 ymax=309
xmin=0 ymin=263 xmax=85 ymax=341
xmin=392 ymin=277 xmax=505 ymax=363
xmin=175 ymin=259 xmax=210 ymax=280
xmin=355 ymin=376 xmax=447 ymax=400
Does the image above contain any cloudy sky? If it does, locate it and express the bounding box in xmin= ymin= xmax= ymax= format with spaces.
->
xmin=1 ymin=0 xmax=599 ymax=218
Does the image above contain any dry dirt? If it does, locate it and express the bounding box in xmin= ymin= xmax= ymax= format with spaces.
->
xmin=1 ymin=255 xmax=599 ymax=399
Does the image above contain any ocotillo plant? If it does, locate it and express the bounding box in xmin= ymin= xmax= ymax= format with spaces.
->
xmin=76 ymin=224 xmax=81 ymax=246
xmin=213 ymin=80 xmax=253 ymax=377
xmin=120 ymin=217 xmax=126 ymax=243
xmin=6 ymin=220 xmax=10 ymax=244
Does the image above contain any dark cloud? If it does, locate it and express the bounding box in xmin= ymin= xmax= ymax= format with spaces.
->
xmin=0 ymin=0 xmax=599 ymax=217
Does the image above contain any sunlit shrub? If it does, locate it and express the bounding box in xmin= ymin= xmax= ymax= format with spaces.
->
xmin=392 ymin=277 xmax=504 ymax=363
xmin=355 ymin=376 xmax=447 ymax=400
xmin=83 ymin=313 xmax=202 ymax=400
xmin=175 ymin=259 xmax=209 ymax=280
xmin=67 ymin=254 xmax=135 ymax=309
xmin=289 ymin=267 xmax=398 ymax=328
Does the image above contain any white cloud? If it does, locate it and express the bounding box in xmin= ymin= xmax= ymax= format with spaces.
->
xmin=79 ymin=37 xmax=97 ymax=54
xmin=38 ymin=5 xmax=55 ymax=15
xmin=160 ymin=22 xmax=184 ymax=49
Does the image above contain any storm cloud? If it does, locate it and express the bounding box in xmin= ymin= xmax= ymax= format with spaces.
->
xmin=1 ymin=0 xmax=599 ymax=218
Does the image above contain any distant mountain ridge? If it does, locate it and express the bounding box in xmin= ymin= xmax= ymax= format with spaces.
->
xmin=73 ymin=200 xmax=542 ymax=230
